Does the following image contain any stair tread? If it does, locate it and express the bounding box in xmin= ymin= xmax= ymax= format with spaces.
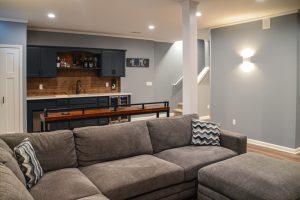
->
xmin=173 ymin=108 xmax=183 ymax=112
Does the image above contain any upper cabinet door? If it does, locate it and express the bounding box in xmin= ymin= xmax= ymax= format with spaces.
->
xmin=27 ymin=46 xmax=41 ymax=77
xmin=101 ymin=50 xmax=113 ymax=77
xmin=27 ymin=46 xmax=57 ymax=78
xmin=100 ymin=50 xmax=125 ymax=77
xmin=40 ymin=47 xmax=57 ymax=78
xmin=112 ymin=51 xmax=125 ymax=77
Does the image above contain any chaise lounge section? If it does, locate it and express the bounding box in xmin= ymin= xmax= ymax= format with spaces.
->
xmin=0 ymin=114 xmax=247 ymax=200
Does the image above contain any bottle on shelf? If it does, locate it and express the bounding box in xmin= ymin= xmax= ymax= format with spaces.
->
xmin=56 ymin=56 xmax=60 ymax=68
xmin=84 ymin=58 xmax=88 ymax=68
xmin=94 ymin=57 xmax=98 ymax=68
xmin=89 ymin=57 xmax=94 ymax=68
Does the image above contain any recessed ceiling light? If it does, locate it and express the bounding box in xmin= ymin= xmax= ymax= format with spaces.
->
xmin=47 ymin=13 xmax=55 ymax=19
xmin=148 ymin=25 xmax=155 ymax=30
xmin=196 ymin=12 xmax=202 ymax=17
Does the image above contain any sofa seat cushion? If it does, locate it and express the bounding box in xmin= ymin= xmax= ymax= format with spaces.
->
xmin=80 ymin=155 xmax=184 ymax=200
xmin=30 ymin=168 xmax=101 ymax=200
xmin=155 ymin=145 xmax=237 ymax=181
xmin=198 ymin=153 xmax=300 ymax=200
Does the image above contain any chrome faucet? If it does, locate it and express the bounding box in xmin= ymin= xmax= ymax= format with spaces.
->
xmin=76 ymin=80 xmax=82 ymax=94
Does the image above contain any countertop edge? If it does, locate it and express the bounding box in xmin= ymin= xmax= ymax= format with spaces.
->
xmin=27 ymin=93 xmax=132 ymax=101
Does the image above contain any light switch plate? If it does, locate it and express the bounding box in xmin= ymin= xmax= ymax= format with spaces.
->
xmin=262 ymin=18 xmax=270 ymax=30
xmin=106 ymin=82 xmax=109 ymax=87
xmin=146 ymin=82 xmax=152 ymax=86
xmin=39 ymin=84 xmax=43 ymax=90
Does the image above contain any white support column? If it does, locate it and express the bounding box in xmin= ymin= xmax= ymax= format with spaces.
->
xmin=181 ymin=0 xmax=198 ymax=114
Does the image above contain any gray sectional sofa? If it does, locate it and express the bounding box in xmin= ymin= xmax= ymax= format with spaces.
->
xmin=0 ymin=114 xmax=247 ymax=200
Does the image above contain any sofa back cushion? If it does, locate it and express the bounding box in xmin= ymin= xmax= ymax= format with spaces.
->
xmin=0 ymin=163 xmax=34 ymax=200
xmin=0 ymin=130 xmax=77 ymax=172
xmin=146 ymin=114 xmax=199 ymax=153
xmin=73 ymin=121 xmax=153 ymax=166
xmin=0 ymin=139 xmax=26 ymax=185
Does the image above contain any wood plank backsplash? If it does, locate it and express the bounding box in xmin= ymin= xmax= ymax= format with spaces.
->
xmin=27 ymin=71 xmax=120 ymax=96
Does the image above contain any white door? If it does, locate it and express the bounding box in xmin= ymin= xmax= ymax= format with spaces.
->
xmin=0 ymin=47 xmax=22 ymax=134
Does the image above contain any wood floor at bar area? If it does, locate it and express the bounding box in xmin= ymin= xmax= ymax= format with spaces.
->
xmin=247 ymin=144 xmax=300 ymax=163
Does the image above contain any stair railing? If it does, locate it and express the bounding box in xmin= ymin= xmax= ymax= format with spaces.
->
xmin=172 ymin=66 xmax=210 ymax=87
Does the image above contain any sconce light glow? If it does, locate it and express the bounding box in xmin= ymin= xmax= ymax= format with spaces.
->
xmin=148 ymin=25 xmax=155 ymax=30
xmin=241 ymin=61 xmax=254 ymax=73
xmin=241 ymin=48 xmax=254 ymax=58
xmin=47 ymin=13 xmax=56 ymax=19
xmin=196 ymin=12 xmax=202 ymax=17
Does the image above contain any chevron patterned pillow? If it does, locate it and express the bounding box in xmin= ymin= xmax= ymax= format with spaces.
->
xmin=14 ymin=138 xmax=43 ymax=189
xmin=191 ymin=119 xmax=221 ymax=146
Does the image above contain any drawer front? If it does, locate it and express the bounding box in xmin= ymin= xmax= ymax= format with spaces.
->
xmin=98 ymin=97 xmax=109 ymax=107
xmin=69 ymin=97 xmax=98 ymax=109
xmin=56 ymin=99 xmax=69 ymax=107
xmin=69 ymin=97 xmax=98 ymax=105
xmin=28 ymin=100 xmax=57 ymax=110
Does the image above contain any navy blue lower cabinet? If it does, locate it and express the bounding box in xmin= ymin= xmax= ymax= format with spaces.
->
xmin=49 ymin=121 xmax=70 ymax=132
xmin=70 ymin=119 xmax=99 ymax=129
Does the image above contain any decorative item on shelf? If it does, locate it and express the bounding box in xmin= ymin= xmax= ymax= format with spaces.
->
xmin=56 ymin=56 xmax=60 ymax=68
xmin=89 ymin=57 xmax=94 ymax=68
xmin=94 ymin=57 xmax=98 ymax=68
xmin=111 ymin=79 xmax=117 ymax=90
xmin=84 ymin=58 xmax=88 ymax=68
xmin=72 ymin=54 xmax=80 ymax=66
xmin=126 ymin=58 xmax=149 ymax=68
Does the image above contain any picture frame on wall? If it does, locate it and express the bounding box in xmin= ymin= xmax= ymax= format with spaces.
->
xmin=126 ymin=58 xmax=149 ymax=68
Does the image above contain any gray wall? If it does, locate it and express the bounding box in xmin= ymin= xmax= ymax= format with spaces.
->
xmin=27 ymin=30 xmax=182 ymax=108
xmin=198 ymin=39 xmax=205 ymax=73
xmin=0 ymin=20 xmax=27 ymax=131
xmin=296 ymin=13 xmax=300 ymax=148
xmin=154 ymin=42 xmax=182 ymax=108
xmin=211 ymin=13 xmax=299 ymax=148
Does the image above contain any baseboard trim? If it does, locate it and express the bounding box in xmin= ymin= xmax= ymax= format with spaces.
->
xmin=199 ymin=115 xmax=210 ymax=121
xmin=248 ymin=139 xmax=300 ymax=155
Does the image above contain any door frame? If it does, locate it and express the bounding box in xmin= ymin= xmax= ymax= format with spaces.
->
xmin=0 ymin=44 xmax=24 ymax=132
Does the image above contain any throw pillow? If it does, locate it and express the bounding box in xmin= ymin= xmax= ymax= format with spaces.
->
xmin=14 ymin=138 xmax=43 ymax=189
xmin=191 ymin=119 xmax=221 ymax=146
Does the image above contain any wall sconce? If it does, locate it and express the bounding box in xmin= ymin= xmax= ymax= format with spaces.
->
xmin=240 ymin=48 xmax=255 ymax=72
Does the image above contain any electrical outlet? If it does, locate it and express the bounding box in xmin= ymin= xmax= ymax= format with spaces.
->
xmin=39 ymin=84 xmax=43 ymax=90
xmin=146 ymin=82 xmax=152 ymax=86
xmin=106 ymin=82 xmax=109 ymax=87
xmin=232 ymin=119 xmax=236 ymax=126
xmin=207 ymin=105 xmax=210 ymax=109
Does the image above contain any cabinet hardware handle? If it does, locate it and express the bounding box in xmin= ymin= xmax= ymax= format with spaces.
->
xmin=2 ymin=97 xmax=4 ymax=104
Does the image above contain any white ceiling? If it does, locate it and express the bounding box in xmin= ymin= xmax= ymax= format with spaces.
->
xmin=0 ymin=0 xmax=299 ymax=42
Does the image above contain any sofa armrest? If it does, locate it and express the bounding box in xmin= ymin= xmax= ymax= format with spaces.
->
xmin=220 ymin=130 xmax=247 ymax=154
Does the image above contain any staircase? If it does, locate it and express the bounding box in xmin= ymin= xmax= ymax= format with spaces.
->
xmin=173 ymin=102 xmax=183 ymax=116
xmin=172 ymin=66 xmax=210 ymax=117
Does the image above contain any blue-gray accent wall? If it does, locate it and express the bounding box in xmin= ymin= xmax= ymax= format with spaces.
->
xmin=211 ymin=13 xmax=299 ymax=148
